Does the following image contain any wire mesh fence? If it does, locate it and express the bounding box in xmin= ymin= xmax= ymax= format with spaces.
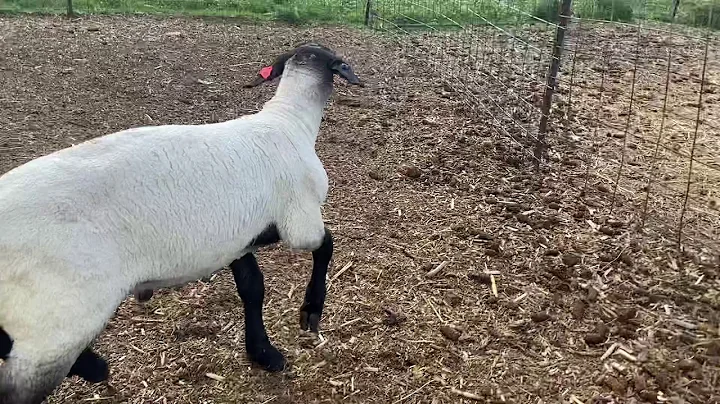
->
xmin=2 ymin=0 xmax=719 ymax=256
xmin=554 ymin=18 xmax=720 ymax=256
xmin=363 ymin=0 xmax=720 ymax=258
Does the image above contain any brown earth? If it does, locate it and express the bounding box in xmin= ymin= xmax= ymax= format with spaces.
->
xmin=0 ymin=14 xmax=719 ymax=404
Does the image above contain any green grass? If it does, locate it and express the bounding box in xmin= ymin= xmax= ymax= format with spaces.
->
xmin=676 ymin=0 xmax=720 ymax=29
xmin=574 ymin=0 xmax=635 ymax=22
xmin=0 ymin=0 xmax=718 ymax=30
xmin=0 ymin=0 xmax=368 ymax=24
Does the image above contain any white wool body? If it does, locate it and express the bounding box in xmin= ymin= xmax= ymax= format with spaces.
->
xmin=0 ymin=65 xmax=331 ymax=391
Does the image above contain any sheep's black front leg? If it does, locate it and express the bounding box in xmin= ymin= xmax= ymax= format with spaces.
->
xmin=231 ymin=254 xmax=286 ymax=372
xmin=300 ymin=228 xmax=333 ymax=333
xmin=68 ymin=347 xmax=109 ymax=383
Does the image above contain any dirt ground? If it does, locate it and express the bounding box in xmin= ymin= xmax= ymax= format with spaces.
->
xmin=1 ymin=14 xmax=719 ymax=404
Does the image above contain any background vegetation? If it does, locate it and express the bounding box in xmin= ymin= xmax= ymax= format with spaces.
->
xmin=0 ymin=0 xmax=717 ymax=29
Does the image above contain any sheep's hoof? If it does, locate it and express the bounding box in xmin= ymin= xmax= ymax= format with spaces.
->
xmin=247 ymin=343 xmax=286 ymax=372
xmin=299 ymin=309 xmax=321 ymax=333
xmin=134 ymin=289 xmax=153 ymax=302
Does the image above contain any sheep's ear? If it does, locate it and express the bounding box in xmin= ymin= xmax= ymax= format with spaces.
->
xmin=330 ymin=59 xmax=364 ymax=87
xmin=243 ymin=65 xmax=282 ymax=88
xmin=244 ymin=50 xmax=295 ymax=88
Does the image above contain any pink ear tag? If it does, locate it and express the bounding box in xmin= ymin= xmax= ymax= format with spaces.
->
xmin=259 ymin=66 xmax=273 ymax=80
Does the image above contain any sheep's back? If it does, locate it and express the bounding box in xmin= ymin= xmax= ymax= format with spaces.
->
xmin=0 ymin=118 xmax=301 ymax=284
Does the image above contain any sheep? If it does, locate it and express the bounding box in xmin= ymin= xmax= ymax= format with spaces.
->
xmin=0 ymin=42 xmax=363 ymax=404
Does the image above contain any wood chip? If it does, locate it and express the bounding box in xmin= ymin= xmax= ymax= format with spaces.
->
xmin=130 ymin=317 xmax=165 ymax=323
xmin=392 ymin=380 xmax=434 ymax=404
xmin=615 ymin=349 xmax=637 ymax=362
xmin=695 ymin=274 xmax=705 ymax=285
xmin=220 ymin=321 xmax=235 ymax=333
xmin=82 ymin=395 xmax=112 ymax=402
xmin=205 ymin=373 xmax=225 ymax=382
xmin=426 ymin=261 xmax=449 ymax=277
xmin=513 ymin=292 xmax=528 ymax=303
xmin=340 ymin=318 xmax=362 ymax=328
xmin=600 ymin=342 xmax=618 ymax=361
xmin=129 ymin=344 xmax=147 ymax=355
xmin=569 ymin=395 xmax=584 ymax=404
xmin=610 ymin=361 xmax=626 ymax=373
xmin=671 ymin=319 xmax=697 ymax=330
xmin=450 ymin=387 xmax=483 ymax=401
xmin=329 ymin=261 xmax=354 ymax=285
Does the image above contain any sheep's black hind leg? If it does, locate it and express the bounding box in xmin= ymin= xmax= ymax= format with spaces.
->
xmin=68 ymin=347 xmax=109 ymax=383
xmin=134 ymin=289 xmax=153 ymax=302
xmin=0 ymin=326 xmax=12 ymax=359
xmin=300 ymin=228 xmax=333 ymax=333
xmin=231 ymin=254 xmax=286 ymax=372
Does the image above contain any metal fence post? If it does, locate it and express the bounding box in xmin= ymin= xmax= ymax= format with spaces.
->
xmin=364 ymin=0 xmax=372 ymax=26
xmin=534 ymin=0 xmax=572 ymax=169
xmin=671 ymin=0 xmax=680 ymax=21
xmin=67 ymin=0 xmax=74 ymax=16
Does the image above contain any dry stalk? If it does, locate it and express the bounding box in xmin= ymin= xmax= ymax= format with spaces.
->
xmin=426 ymin=261 xmax=449 ymax=277
xmin=450 ymin=387 xmax=483 ymax=401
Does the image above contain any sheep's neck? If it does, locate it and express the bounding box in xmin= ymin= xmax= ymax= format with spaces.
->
xmin=261 ymin=72 xmax=331 ymax=144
